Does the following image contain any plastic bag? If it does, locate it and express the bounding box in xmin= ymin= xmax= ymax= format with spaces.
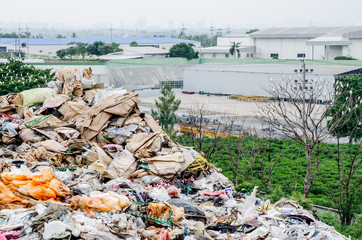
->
xmin=43 ymin=221 xmax=70 ymax=239
xmin=70 ymin=191 xmax=131 ymax=212
xmin=149 ymin=187 xmax=171 ymax=202
xmin=20 ymin=88 xmax=57 ymax=107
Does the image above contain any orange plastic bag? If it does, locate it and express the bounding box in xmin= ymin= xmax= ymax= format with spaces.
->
xmin=70 ymin=191 xmax=131 ymax=212
xmin=0 ymin=167 xmax=71 ymax=209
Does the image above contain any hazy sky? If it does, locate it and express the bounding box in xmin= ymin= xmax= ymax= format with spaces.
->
xmin=1 ymin=0 xmax=362 ymax=30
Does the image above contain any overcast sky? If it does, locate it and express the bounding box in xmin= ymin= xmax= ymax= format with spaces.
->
xmin=1 ymin=0 xmax=362 ymax=30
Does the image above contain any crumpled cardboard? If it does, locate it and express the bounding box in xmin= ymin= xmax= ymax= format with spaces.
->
xmin=39 ymin=94 xmax=70 ymax=113
xmin=107 ymin=150 xmax=137 ymax=178
xmin=59 ymin=67 xmax=83 ymax=98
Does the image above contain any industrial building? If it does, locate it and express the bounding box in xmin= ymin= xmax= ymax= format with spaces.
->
xmin=183 ymin=63 xmax=362 ymax=101
xmin=200 ymin=26 xmax=362 ymax=60
xmin=0 ymin=37 xmax=200 ymax=57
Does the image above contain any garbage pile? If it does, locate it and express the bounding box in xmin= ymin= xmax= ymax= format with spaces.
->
xmin=0 ymin=67 xmax=347 ymax=239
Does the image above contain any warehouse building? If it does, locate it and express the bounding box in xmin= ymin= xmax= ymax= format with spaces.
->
xmin=0 ymin=37 xmax=200 ymax=57
xmin=183 ymin=63 xmax=362 ymax=101
xmin=250 ymin=26 xmax=362 ymax=60
xmin=200 ymin=26 xmax=362 ymax=60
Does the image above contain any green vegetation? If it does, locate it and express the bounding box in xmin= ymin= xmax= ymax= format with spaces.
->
xmin=169 ymin=43 xmax=198 ymax=60
xmin=171 ymin=134 xmax=361 ymax=210
xmin=0 ymin=60 xmax=55 ymax=95
xmin=335 ymin=56 xmax=357 ymax=60
xmin=327 ymin=75 xmax=362 ymax=141
xmin=319 ymin=211 xmax=362 ymax=239
xmin=130 ymin=41 xmax=139 ymax=47
xmin=229 ymin=42 xmax=240 ymax=58
xmin=177 ymin=34 xmax=217 ymax=47
xmin=151 ymin=81 xmax=181 ymax=131
xmin=56 ymin=41 xmax=122 ymax=59
xmin=246 ymin=28 xmax=260 ymax=34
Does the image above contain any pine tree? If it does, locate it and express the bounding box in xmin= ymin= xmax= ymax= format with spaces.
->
xmin=151 ymin=81 xmax=181 ymax=131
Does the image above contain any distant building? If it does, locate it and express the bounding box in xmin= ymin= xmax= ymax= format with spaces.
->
xmin=99 ymin=46 xmax=168 ymax=60
xmin=183 ymin=63 xmax=362 ymax=100
xmin=250 ymin=26 xmax=362 ymax=60
xmin=0 ymin=37 xmax=200 ymax=57
xmin=199 ymin=26 xmax=362 ymax=60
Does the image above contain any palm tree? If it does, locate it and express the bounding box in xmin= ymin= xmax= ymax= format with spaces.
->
xmin=229 ymin=42 xmax=241 ymax=58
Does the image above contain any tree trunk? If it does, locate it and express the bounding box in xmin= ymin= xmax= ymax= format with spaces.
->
xmin=303 ymin=148 xmax=313 ymax=198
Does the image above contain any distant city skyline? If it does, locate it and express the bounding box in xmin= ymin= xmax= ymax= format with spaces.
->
xmin=1 ymin=0 xmax=361 ymax=31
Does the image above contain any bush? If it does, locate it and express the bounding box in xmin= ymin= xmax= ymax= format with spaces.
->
xmin=290 ymin=191 xmax=313 ymax=210
xmin=334 ymin=56 xmax=356 ymax=60
xmin=319 ymin=212 xmax=362 ymax=240
xmin=263 ymin=185 xmax=286 ymax=203
xmin=0 ymin=60 xmax=55 ymax=95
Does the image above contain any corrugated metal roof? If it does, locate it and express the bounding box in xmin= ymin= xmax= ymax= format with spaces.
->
xmin=0 ymin=37 xmax=199 ymax=46
xmin=306 ymin=37 xmax=350 ymax=46
xmin=250 ymin=26 xmax=362 ymax=39
xmin=184 ymin=63 xmax=362 ymax=75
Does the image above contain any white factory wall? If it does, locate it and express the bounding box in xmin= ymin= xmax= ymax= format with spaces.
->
xmin=349 ymin=39 xmax=362 ymax=59
xmin=217 ymin=36 xmax=254 ymax=46
xmin=254 ymin=38 xmax=327 ymax=60
xmin=183 ymin=70 xmax=335 ymax=100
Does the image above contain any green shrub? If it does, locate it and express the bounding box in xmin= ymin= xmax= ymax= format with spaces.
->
xmin=264 ymin=185 xmax=286 ymax=203
xmin=290 ymin=191 xmax=313 ymax=210
xmin=0 ymin=60 xmax=55 ymax=95
xmin=334 ymin=56 xmax=356 ymax=60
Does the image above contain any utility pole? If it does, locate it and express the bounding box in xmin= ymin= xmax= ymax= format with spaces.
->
xmin=216 ymin=28 xmax=223 ymax=37
xmin=226 ymin=25 xmax=231 ymax=35
xmin=180 ymin=24 xmax=186 ymax=38
xmin=302 ymin=59 xmax=306 ymax=124
xmin=26 ymin=25 xmax=29 ymax=56
xmin=18 ymin=23 xmax=21 ymax=59
xmin=110 ymin=26 xmax=114 ymax=43
xmin=209 ymin=24 xmax=215 ymax=47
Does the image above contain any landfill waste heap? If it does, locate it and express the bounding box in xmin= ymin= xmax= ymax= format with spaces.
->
xmin=0 ymin=66 xmax=347 ymax=240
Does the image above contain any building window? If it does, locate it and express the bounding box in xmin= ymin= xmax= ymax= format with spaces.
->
xmin=212 ymin=53 xmax=216 ymax=58
xmin=0 ymin=46 xmax=6 ymax=53
xmin=297 ymin=53 xmax=306 ymax=58
xmin=294 ymin=79 xmax=298 ymax=83
xmin=225 ymin=53 xmax=229 ymax=58
xmin=310 ymin=86 xmax=313 ymax=90
xmin=238 ymin=53 xmax=241 ymax=58
xmin=247 ymin=53 xmax=249 ymax=58
xmin=305 ymin=79 xmax=308 ymax=83
xmin=270 ymin=53 xmax=278 ymax=58
xmin=250 ymin=53 xmax=253 ymax=58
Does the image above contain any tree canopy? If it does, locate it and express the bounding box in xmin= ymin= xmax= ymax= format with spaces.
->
xmin=0 ymin=60 xmax=55 ymax=95
xmin=169 ymin=43 xmax=198 ymax=60
xmin=327 ymin=75 xmax=362 ymax=142
xmin=56 ymin=41 xmax=122 ymax=59
xmin=151 ymin=81 xmax=181 ymax=131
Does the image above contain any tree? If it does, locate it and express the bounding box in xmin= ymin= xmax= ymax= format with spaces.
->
xmin=56 ymin=34 xmax=66 ymax=38
xmin=229 ymin=42 xmax=240 ymax=58
xmin=0 ymin=60 xmax=55 ymax=95
xmin=327 ymin=75 xmax=362 ymax=142
xmin=169 ymin=43 xmax=198 ymax=60
xmin=130 ymin=41 xmax=138 ymax=47
xmin=56 ymin=49 xmax=67 ymax=59
xmin=75 ymin=42 xmax=88 ymax=60
xmin=151 ymin=81 xmax=181 ymax=131
xmin=246 ymin=29 xmax=259 ymax=34
xmin=66 ymin=46 xmax=77 ymax=59
xmin=258 ymin=61 xmax=356 ymax=198
xmin=323 ymin=75 xmax=362 ymax=226
xmin=87 ymin=41 xmax=104 ymax=56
